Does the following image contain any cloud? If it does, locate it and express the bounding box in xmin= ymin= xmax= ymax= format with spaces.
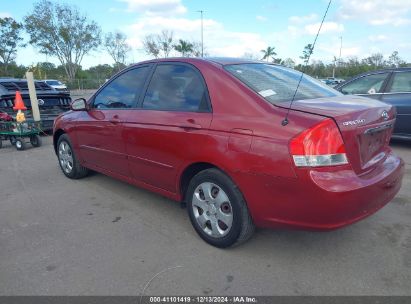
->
xmin=315 ymin=43 xmax=361 ymax=61
xmin=0 ymin=12 xmax=12 ymax=18
xmin=368 ymin=35 xmax=388 ymax=42
xmin=118 ymin=0 xmax=187 ymax=16
xmin=286 ymin=14 xmax=343 ymax=38
xmin=338 ymin=0 xmax=411 ymax=26
xmin=289 ymin=13 xmax=318 ymax=24
xmin=305 ymin=22 xmax=344 ymax=35
xmin=256 ymin=15 xmax=267 ymax=22
xmin=125 ymin=16 xmax=267 ymax=58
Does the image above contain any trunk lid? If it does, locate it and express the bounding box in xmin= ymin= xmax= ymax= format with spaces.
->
xmin=284 ymin=96 xmax=395 ymax=174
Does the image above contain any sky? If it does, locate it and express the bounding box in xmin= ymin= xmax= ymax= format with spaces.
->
xmin=1 ymin=0 xmax=411 ymax=68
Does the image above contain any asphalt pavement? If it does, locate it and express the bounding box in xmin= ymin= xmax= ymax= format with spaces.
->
xmin=0 ymin=136 xmax=410 ymax=295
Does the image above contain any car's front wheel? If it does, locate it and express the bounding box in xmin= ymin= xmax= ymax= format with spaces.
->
xmin=186 ymin=168 xmax=254 ymax=248
xmin=57 ymin=134 xmax=89 ymax=179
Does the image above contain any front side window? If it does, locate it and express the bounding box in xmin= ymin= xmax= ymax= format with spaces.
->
xmin=93 ymin=67 xmax=149 ymax=109
xmin=224 ymin=63 xmax=340 ymax=104
xmin=143 ymin=64 xmax=209 ymax=111
xmin=388 ymin=71 xmax=411 ymax=93
xmin=340 ymin=73 xmax=389 ymax=95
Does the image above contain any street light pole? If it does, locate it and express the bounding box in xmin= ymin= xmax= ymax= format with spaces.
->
xmin=197 ymin=10 xmax=204 ymax=57
xmin=338 ymin=36 xmax=343 ymax=65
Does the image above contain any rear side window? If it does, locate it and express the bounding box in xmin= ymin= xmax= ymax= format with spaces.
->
xmin=224 ymin=63 xmax=339 ymax=104
xmin=340 ymin=73 xmax=389 ymax=95
xmin=93 ymin=66 xmax=149 ymax=109
xmin=388 ymin=71 xmax=411 ymax=93
xmin=142 ymin=64 xmax=209 ymax=112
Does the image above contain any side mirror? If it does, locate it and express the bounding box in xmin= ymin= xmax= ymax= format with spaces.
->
xmin=340 ymin=89 xmax=349 ymax=95
xmin=70 ymin=98 xmax=88 ymax=111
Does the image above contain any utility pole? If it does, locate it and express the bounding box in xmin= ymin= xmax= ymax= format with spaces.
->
xmin=197 ymin=10 xmax=204 ymax=57
xmin=338 ymin=36 xmax=343 ymax=66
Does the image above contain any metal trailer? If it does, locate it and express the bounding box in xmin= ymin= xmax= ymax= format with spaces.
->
xmin=0 ymin=121 xmax=42 ymax=151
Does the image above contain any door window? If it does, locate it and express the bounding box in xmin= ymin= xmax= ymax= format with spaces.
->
xmin=340 ymin=73 xmax=389 ymax=95
xmin=388 ymin=72 xmax=411 ymax=93
xmin=93 ymin=67 xmax=149 ymax=109
xmin=142 ymin=64 xmax=209 ymax=112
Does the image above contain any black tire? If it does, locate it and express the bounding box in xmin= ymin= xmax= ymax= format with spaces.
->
xmin=30 ymin=134 xmax=42 ymax=147
xmin=57 ymin=134 xmax=89 ymax=179
xmin=15 ymin=138 xmax=26 ymax=151
xmin=186 ymin=168 xmax=255 ymax=248
xmin=9 ymin=136 xmax=16 ymax=146
xmin=0 ymin=139 xmax=2 ymax=149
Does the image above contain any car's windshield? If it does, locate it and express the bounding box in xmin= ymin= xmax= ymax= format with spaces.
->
xmin=46 ymin=80 xmax=62 ymax=85
xmin=224 ymin=63 xmax=341 ymax=104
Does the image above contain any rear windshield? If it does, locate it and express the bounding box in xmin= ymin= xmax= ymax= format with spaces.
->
xmin=224 ymin=63 xmax=341 ymax=104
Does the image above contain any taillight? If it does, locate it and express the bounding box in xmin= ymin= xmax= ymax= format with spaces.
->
xmin=290 ymin=118 xmax=348 ymax=167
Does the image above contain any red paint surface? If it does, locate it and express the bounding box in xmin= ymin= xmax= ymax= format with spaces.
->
xmin=54 ymin=58 xmax=404 ymax=230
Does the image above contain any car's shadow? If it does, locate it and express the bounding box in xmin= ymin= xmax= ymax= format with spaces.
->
xmin=82 ymin=171 xmax=377 ymax=256
xmin=390 ymin=138 xmax=411 ymax=148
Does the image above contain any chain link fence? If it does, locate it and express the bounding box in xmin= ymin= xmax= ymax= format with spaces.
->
xmin=65 ymin=78 xmax=107 ymax=91
xmin=62 ymin=79 xmax=106 ymax=100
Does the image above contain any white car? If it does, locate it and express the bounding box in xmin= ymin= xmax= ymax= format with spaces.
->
xmin=44 ymin=79 xmax=69 ymax=92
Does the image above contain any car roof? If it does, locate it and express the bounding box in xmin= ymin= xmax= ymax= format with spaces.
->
xmin=0 ymin=78 xmax=50 ymax=83
xmin=134 ymin=57 xmax=264 ymax=67
xmin=334 ymin=66 xmax=411 ymax=89
xmin=0 ymin=78 xmax=26 ymax=83
xmin=354 ymin=67 xmax=411 ymax=77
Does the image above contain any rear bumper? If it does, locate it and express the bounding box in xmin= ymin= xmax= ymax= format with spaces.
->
xmin=236 ymin=150 xmax=404 ymax=230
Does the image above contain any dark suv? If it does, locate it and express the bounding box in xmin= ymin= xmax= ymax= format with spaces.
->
xmin=0 ymin=78 xmax=71 ymax=130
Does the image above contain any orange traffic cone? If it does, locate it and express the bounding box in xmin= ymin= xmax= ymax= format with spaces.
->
xmin=13 ymin=91 xmax=27 ymax=111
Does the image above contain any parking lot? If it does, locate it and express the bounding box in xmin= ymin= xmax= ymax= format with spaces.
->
xmin=0 ymin=136 xmax=410 ymax=296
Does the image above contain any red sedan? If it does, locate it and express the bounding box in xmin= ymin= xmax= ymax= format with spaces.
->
xmin=53 ymin=58 xmax=404 ymax=248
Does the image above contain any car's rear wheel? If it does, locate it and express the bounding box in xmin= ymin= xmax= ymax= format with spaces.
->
xmin=57 ymin=134 xmax=89 ymax=179
xmin=186 ymin=168 xmax=254 ymax=248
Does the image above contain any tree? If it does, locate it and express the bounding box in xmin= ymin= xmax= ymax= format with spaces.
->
xmin=24 ymin=0 xmax=101 ymax=80
xmin=142 ymin=30 xmax=174 ymax=58
xmin=300 ymin=44 xmax=313 ymax=64
xmin=191 ymin=41 xmax=207 ymax=57
xmin=387 ymin=51 xmax=405 ymax=68
xmin=157 ymin=30 xmax=174 ymax=58
xmin=104 ymin=31 xmax=131 ymax=70
xmin=241 ymin=52 xmax=259 ymax=60
xmin=86 ymin=64 xmax=115 ymax=80
xmin=174 ymin=39 xmax=194 ymax=57
xmin=363 ymin=53 xmax=385 ymax=68
xmin=142 ymin=34 xmax=160 ymax=58
xmin=0 ymin=17 xmax=25 ymax=73
xmin=282 ymin=58 xmax=296 ymax=68
xmin=260 ymin=46 xmax=276 ymax=62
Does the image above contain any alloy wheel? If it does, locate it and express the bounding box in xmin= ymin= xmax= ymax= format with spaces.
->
xmin=58 ymin=141 xmax=74 ymax=174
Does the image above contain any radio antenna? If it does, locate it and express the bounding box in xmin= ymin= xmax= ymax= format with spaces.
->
xmin=281 ymin=0 xmax=332 ymax=126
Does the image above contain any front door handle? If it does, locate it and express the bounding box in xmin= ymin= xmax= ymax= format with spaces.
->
xmin=178 ymin=119 xmax=202 ymax=130
xmin=109 ymin=115 xmax=121 ymax=124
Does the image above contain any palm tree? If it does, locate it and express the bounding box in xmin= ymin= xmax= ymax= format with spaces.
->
xmin=260 ymin=46 xmax=277 ymax=62
xmin=174 ymin=39 xmax=194 ymax=57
